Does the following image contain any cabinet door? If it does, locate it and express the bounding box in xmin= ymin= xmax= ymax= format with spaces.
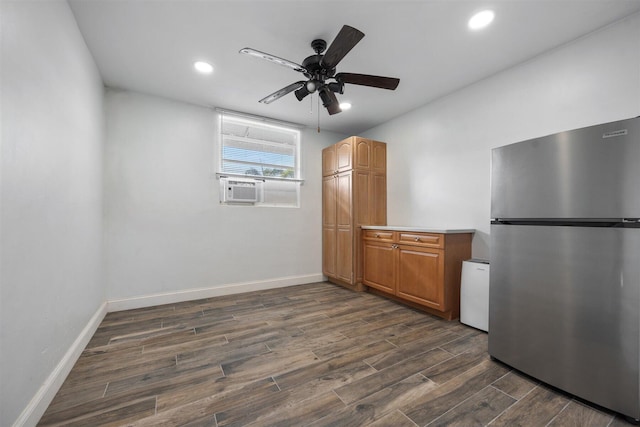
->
xmin=336 ymin=172 xmax=352 ymax=228
xmin=336 ymin=228 xmax=353 ymax=283
xmin=335 ymin=171 xmax=353 ymax=283
xmin=371 ymin=141 xmax=386 ymax=174
xmin=371 ymin=173 xmax=387 ymax=225
xmin=322 ymin=227 xmax=336 ymax=277
xmin=354 ymin=138 xmax=371 ymax=170
xmin=363 ymin=241 xmax=396 ymax=293
xmin=322 ymin=175 xmax=337 ymax=228
xmin=322 ymin=145 xmax=337 ymax=176
xmin=353 ymin=171 xmax=369 ymax=283
xmin=336 ymin=138 xmax=353 ymax=172
xmin=354 ymin=170 xmax=370 ymax=226
xmin=397 ymin=246 xmax=445 ymax=310
xmin=322 ymin=175 xmax=337 ymax=277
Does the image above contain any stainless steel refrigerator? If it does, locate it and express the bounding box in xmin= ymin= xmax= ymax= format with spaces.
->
xmin=489 ymin=116 xmax=640 ymax=421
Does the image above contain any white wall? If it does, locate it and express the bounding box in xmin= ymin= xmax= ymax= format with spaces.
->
xmin=0 ymin=1 xmax=105 ymax=426
xmin=363 ymin=13 xmax=640 ymax=259
xmin=104 ymin=89 xmax=344 ymax=304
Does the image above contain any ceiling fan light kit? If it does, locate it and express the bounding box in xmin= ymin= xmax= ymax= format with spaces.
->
xmin=240 ymin=25 xmax=400 ymax=116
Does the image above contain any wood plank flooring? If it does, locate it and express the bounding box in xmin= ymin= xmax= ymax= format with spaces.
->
xmin=38 ymin=282 xmax=634 ymax=426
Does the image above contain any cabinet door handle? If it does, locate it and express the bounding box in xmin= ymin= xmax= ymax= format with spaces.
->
xmin=392 ymin=244 xmax=398 ymax=249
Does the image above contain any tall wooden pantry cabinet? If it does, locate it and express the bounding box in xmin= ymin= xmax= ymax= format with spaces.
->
xmin=322 ymin=136 xmax=387 ymax=290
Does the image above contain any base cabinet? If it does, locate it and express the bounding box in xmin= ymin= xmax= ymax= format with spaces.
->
xmin=363 ymin=229 xmax=472 ymax=320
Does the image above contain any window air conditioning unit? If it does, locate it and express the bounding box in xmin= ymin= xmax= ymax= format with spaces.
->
xmin=221 ymin=178 xmax=258 ymax=203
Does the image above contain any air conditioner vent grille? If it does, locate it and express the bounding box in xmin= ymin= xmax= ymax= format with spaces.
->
xmin=221 ymin=178 xmax=259 ymax=203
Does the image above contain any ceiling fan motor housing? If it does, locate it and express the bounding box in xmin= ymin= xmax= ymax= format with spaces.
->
xmin=302 ymin=56 xmax=336 ymax=82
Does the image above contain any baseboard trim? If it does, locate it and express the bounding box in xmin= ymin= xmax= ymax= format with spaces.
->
xmin=107 ymin=273 xmax=324 ymax=312
xmin=13 ymin=302 xmax=108 ymax=427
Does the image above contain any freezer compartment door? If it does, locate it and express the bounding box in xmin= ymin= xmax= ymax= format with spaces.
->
xmin=491 ymin=116 xmax=640 ymax=219
xmin=489 ymin=224 xmax=640 ymax=419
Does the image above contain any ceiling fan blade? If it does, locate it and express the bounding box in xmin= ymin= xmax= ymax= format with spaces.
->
xmin=321 ymin=89 xmax=342 ymax=115
xmin=259 ymin=81 xmax=306 ymax=104
xmin=320 ymin=25 xmax=365 ymax=69
xmin=240 ymin=48 xmax=307 ymax=73
xmin=335 ymin=73 xmax=400 ymax=90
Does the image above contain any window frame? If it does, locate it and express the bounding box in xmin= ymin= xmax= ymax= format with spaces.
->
xmin=217 ymin=111 xmax=304 ymax=207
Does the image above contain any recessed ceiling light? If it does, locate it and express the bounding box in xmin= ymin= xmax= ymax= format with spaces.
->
xmin=468 ymin=10 xmax=494 ymax=30
xmin=339 ymin=102 xmax=352 ymax=110
xmin=194 ymin=61 xmax=214 ymax=74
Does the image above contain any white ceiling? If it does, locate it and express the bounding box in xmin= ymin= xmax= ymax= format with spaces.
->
xmin=69 ymin=0 xmax=640 ymax=135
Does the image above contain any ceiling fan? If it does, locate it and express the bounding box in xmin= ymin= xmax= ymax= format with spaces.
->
xmin=240 ymin=25 xmax=400 ymax=115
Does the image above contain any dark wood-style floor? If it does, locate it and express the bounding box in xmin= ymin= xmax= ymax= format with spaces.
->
xmin=38 ymin=282 xmax=633 ymax=426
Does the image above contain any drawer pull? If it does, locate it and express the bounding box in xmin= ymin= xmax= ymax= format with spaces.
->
xmin=376 ymin=233 xmax=380 ymax=238
xmin=414 ymin=237 xmax=421 ymax=242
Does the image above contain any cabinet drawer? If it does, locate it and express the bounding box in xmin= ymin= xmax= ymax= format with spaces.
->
xmin=398 ymin=232 xmax=443 ymax=248
xmin=363 ymin=229 xmax=394 ymax=242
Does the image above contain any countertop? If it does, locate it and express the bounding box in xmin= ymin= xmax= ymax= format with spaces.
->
xmin=361 ymin=225 xmax=475 ymax=234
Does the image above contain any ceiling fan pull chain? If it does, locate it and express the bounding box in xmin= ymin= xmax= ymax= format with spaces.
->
xmin=317 ymin=95 xmax=321 ymax=133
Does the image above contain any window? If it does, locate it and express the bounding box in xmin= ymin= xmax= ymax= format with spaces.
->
xmin=218 ymin=111 xmax=302 ymax=207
